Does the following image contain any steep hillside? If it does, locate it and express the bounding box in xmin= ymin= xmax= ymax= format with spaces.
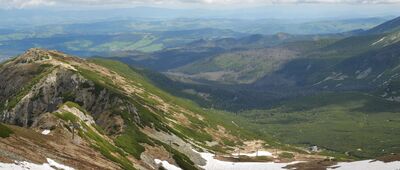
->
xmin=0 ymin=48 xmax=270 ymax=170
xmin=253 ymin=17 xmax=400 ymax=90
xmin=309 ymin=41 xmax=400 ymax=90
xmin=364 ymin=16 xmax=400 ymax=35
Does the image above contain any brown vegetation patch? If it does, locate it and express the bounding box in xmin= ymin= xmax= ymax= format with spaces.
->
xmin=284 ymin=159 xmax=337 ymax=170
xmin=375 ymin=153 xmax=400 ymax=163
xmin=216 ymin=155 xmax=274 ymax=162
xmin=144 ymin=144 xmax=171 ymax=161
xmin=0 ymin=156 xmax=13 ymax=163
xmin=0 ymin=124 xmax=120 ymax=170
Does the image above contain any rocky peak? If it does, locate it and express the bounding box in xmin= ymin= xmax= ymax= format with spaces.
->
xmin=13 ymin=48 xmax=68 ymax=64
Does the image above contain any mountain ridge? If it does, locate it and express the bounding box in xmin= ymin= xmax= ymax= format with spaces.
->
xmin=0 ymin=48 xmax=246 ymax=169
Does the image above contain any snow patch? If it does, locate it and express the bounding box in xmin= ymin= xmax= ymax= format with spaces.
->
xmin=232 ymin=151 xmax=273 ymax=157
xmin=356 ymin=68 xmax=372 ymax=79
xmin=313 ymin=72 xmax=347 ymax=86
xmin=0 ymin=158 xmax=74 ymax=170
xmin=328 ymin=160 xmax=400 ymax=170
xmin=373 ymin=72 xmax=385 ymax=82
xmin=198 ymin=152 xmax=300 ymax=170
xmin=154 ymin=159 xmax=182 ymax=170
xmin=46 ymin=158 xmax=74 ymax=170
xmin=385 ymin=96 xmax=400 ymax=102
xmin=41 ymin=129 xmax=51 ymax=135
xmin=371 ymin=37 xmax=386 ymax=46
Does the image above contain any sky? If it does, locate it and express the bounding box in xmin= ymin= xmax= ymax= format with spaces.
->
xmin=0 ymin=0 xmax=400 ymax=20
xmin=1 ymin=0 xmax=400 ymax=9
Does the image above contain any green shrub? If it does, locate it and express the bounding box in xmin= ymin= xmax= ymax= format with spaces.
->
xmin=279 ymin=152 xmax=295 ymax=159
xmin=114 ymin=126 xmax=150 ymax=160
xmin=0 ymin=124 xmax=13 ymax=138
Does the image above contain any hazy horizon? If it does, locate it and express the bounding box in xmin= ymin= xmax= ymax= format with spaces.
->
xmin=1 ymin=0 xmax=400 ymax=20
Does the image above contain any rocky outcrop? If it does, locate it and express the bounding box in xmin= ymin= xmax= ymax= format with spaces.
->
xmin=1 ymin=66 xmax=139 ymax=134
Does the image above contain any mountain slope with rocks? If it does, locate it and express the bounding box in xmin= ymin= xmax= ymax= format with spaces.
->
xmin=0 ymin=48 xmax=263 ymax=170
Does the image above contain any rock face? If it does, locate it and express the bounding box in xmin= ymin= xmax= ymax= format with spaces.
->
xmin=0 ymin=50 xmax=139 ymax=133
xmin=13 ymin=48 xmax=53 ymax=64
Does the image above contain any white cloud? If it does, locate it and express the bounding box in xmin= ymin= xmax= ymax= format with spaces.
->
xmin=0 ymin=0 xmax=55 ymax=8
xmin=1 ymin=0 xmax=400 ymax=8
xmin=194 ymin=0 xmax=400 ymax=4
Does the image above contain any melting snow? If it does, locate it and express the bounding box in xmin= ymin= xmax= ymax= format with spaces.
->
xmin=386 ymin=96 xmax=400 ymax=102
xmin=373 ymin=72 xmax=385 ymax=82
xmin=356 ymin=68 xmax=372 ymax=79
xmin=313 ymin=72 xmax=347 ymax=86
xmin=198 ymin=152 xmax=300 ymax=170
xmin=42 ymin=129 xmax=51 ymax=135
xmin=371 ymin=37 xmax=386 ymax=46
xmin=232 ymin=151 xmax=273 ymax=157
xmin=0 ymin=158 xmax=74 ymax=170
xmin=371 ymin=32 xmax=400 ymax=47
xmin=328 ymin=160 xmax=400 ymax=170
xmin=154 ymin=159 xmax=182 ymax=170
xmin=46 ymin=158 xmax=74 ymax=170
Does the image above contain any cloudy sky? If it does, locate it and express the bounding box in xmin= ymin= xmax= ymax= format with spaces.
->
xmin=1 ymin=0 xmax=399 ymax=20
xmin=1 ymin=0 xmax=400 ymax=9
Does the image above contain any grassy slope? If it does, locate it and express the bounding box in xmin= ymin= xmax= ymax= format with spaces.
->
xmin=90 ymin=58 xmax=331 ymax=157
xmin=239 ymin=92 xmax=400 ymax=159
xmin=88 ymin=58 xmax=256 ymax=139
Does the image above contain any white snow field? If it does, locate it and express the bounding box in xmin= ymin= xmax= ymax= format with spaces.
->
xmin=41 ymin=129 xmax=51 ymax=135
xmin=0 ymin=158 xmax=74 ymax=170
xmin=199 ymin=152 xmax=300 ymax=170
xmin=232 ymin=151 xmax=273 ymax=157
xmin=329 ymin=160 xmax=400 ymax=170
xmin=154 ymin=159 xmax=182 ymax=170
